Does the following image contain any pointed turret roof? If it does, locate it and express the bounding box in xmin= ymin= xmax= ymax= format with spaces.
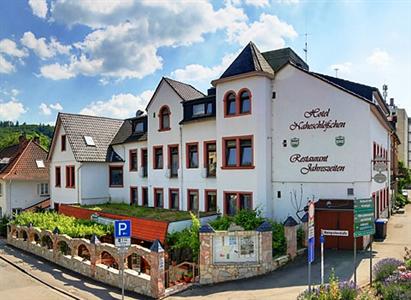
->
xmin=220 ymin=42 xmax=274 ymax=79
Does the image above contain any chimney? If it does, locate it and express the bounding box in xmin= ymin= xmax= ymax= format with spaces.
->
xmin=390 ymin=98 xmax=394 ymax=106
xmin=136 ymin=110 xmax=144 ymax=117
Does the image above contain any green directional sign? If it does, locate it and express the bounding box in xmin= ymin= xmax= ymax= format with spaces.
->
xmin=354 ymin=198 xmax=375 ymax=237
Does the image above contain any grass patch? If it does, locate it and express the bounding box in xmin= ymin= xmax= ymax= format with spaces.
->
xmin=78 ymin=203 xmax=217 ymax=222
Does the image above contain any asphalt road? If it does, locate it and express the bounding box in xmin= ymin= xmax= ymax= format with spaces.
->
xmin=0 ymin=258 xmax=69 ymax=300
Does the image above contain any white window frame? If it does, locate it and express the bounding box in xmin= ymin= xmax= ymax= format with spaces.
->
xmin=38 ymin=183 xmax=49 ymax=196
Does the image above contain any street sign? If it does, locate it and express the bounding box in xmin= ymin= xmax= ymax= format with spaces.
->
xmin=308 ymin=237 xmax=315 ymax=263
xmin=354 ymin=198 xmax=375 ymax=237
xmin=373 ymin=173 xmax=387 ymax=183
xmin=308 ymin=201 xmax=315 ymax=239
xmin=114 ymin=220 xmax=131 ymax=300
xmin=114 ymin=220 xmax=131 ymax=248
xmin=322 ymin=229 xmax=349 ymax=237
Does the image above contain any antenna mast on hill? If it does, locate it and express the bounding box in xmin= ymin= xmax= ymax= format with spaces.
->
xmin=334 ymin=68 xmax=339 ymax=78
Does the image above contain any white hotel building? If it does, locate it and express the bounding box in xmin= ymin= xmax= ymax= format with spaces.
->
xmin=48 ymin=43 xmax=395 ymax=248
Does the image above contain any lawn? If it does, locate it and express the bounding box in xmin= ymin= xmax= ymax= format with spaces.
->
xmin=77 ymin=203 xmax=217 ymax=222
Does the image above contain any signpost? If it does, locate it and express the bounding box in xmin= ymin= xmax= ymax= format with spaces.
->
xmin=307 ymin=200 xmax=315 ymax=292
xmin=353 ymin=198 xmax=375 ymax=286
xmin=320 ymin=232 xmax=324 ymax=285
xmin=114 ymin=220 xmax=131 ymax=300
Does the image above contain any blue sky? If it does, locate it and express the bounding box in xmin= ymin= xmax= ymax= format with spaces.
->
xmin=0 ymin=0 xmax=410 ymax=124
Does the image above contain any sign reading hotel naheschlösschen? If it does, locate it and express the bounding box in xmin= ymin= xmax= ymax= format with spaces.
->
xmin=354 ymin=198 xmax=375 ymax=237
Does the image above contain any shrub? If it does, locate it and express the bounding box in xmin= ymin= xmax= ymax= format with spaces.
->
xmin=233 ymin=209 xmax=264 ymax=230
xmin=11 ymin=211 xmax=113 ymax=238
xmin=395 ymin=193 xmax=408 ymax=208
xmin=269 ymin=220 xmax=286 ymax=256
xmin=209 ymin=215 xmax=233 ymax=231
xmin=379 ymin=282 xmax=411 ymax=300
xmin=373 ymin=258 xmax=403 ymax=282
xmin=167 ymin=212 xmax=200 ymax=262
xmin=0 ymin=215 xmax=10 ymax=237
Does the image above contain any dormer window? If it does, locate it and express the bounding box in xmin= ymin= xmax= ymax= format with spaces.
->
xmin=193 ymin=102 xmax=213 ymax=117
xmin=134 ymin=121 xmax=144 ymax=133
xmin=225 ymin=92 xmax=236 ymax=116
xmin=159 ymin=105 xmax=171 ymax=131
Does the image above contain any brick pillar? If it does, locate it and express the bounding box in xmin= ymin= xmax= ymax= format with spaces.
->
xmin=89 ymin=235 xmax=100 ymax=278
xmin=149 ymin=240 xmax=165 ymax=299
xmin=199 ymin=224 xmax=214 ymax=284
xmin=256 ymin=221 xmax=273 ymax=272
xmin=283 ymin=216 xmax=298 ymax=259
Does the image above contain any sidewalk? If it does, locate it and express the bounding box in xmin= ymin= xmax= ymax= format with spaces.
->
xmin=0 ymin=239 xmax=148 ymax=300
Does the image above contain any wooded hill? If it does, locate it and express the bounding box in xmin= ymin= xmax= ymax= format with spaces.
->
xmin=0 ymin=121 xmax=54 ymax=150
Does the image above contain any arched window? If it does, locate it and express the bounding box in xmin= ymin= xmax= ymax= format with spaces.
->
xmin=225 ymin=92 xmax=236 ymax=116
xmin=159 ymin=106 xmax=171 ymax=131
xmin=239 ymin=90 xmax=251 ymax=114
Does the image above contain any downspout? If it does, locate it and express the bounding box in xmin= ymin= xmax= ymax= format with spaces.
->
xmin=8 ymin=179 xmax=12 ymax=215
xmin=77 ymin=163 xmax=83 ymax=205
xmin=387 ymin=131 xmax=392 ymax=217
xmin=179 ymin=125 xmax=184 ymax=210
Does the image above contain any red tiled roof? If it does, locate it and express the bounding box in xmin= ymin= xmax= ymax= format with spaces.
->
xmin=59 ymin=205 xmax=169 ymax=243
xmin=0 ymin=139 xmax=49 ymax=180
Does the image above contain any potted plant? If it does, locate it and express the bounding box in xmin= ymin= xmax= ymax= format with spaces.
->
xmin=183 ymin=271 xmax=193 ymax=283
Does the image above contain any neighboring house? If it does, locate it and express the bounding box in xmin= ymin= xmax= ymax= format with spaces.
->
xmin=0 ymin=136 xmax=49 ymax=216
xmin=388 ymin=98 xmax=409 ymax=167
xmin=49 ymin=42 xmax=397 ymax=249
xmin=47 ymin=113 xmax=124 ymax=207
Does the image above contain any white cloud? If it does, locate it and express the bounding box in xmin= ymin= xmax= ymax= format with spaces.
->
xmin=80 ymin=90 xmax=154 ymax=119
xmin=39 ymin=102 xmax=63 ymax=115
xmin=277 ymin=0 xmax=300 ymax=4
xmin=171 ymin=51 xmax=240 ymax=87
xmin=49 ymin=102 xmax=63 ymax=110
xmin=21 ymin=31 xmax=71 ymax=60
xmin=44 ymin=1 xmax=247 ymax=80
xmin=11 ymin=89 xmax=19 ymax=97
xmin=0 ymin=39 xmax=27 ymax=58
xmin=40 ymin=63 xmax=74 ymax=80
xmin=28 ymin=0 xmax=48 ymax=18
xmin=330 ymin=62 xmax=352 ymax=75
xmin=0 ymin=55 xmax=15 ymax=73
xmin=227 ymin=13 xmax=298 ymax=51
xmin=366 ymin=49 xmax=392 ymax=67
xmin=244 ymin=0 xmax=269 ymax=7
xmin=0 ymin=100 xmax=27 ymax=121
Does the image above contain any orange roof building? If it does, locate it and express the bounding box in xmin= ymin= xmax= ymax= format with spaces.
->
xmin=0 ymin=136 xmax=50 ymax=216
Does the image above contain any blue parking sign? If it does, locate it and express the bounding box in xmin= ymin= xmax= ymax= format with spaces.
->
xmin=114 ymin=220 xmax=131 ymax=238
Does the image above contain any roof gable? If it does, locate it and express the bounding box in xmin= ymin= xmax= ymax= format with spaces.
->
xmin=0 ymin=139 xmax=49 ymax=180
xmin=145 ymin=77 xmax=205 ymax=110
xmin=51 ymin=113 xmax=124 ymax=162
xmin=220 ymin=42 xmax=274 ymax=79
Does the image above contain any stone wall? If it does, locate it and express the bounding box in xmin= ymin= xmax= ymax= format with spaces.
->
xmin=7 ymin=224 xmax=162 ymax=298
xmin=199 ymin=219 xmax=302 ymax=285
xmin=199 ymin=222 xmax=274 ymax=284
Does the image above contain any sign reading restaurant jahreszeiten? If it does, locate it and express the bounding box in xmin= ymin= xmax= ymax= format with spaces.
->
xmin=288 ymin=107 xmax=347 ymax=175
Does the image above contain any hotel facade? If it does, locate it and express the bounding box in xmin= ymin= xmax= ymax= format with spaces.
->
xmin=48 ymin=42 xmax=396 ymax=248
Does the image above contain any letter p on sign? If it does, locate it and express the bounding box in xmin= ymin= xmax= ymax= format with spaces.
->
xmin=114 ymin=220 xmax=131 ymax=238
